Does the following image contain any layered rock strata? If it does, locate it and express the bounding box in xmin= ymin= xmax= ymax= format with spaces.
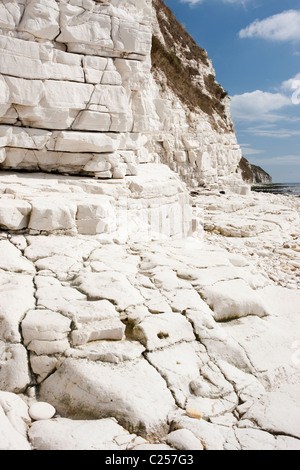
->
xmin=0 ymin=164 xmax=192 ymax=239
xmin=149 ymin=0 xmax=247 ymax=192
xmin=0 ymin=0 xmax=154 ymax=179
xmin=0 ymin=0 xmax=247 ymax=194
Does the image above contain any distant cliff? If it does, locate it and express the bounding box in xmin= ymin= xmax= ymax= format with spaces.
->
xmin=251 ymin=163 xmax=273 ymax=184
xmin=238 ymin=157 xmax=272 ymax=185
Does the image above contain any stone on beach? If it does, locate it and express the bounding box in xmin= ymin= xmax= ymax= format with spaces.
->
xmin=38 ymin=358 xmax=176 ymax=437
xmin=29 ymin=402 xmax=56 ymax=421
xmin=28 ymin=417 xmax=143 ymax=451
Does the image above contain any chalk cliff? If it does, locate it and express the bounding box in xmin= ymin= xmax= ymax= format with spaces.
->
xmin=251 ymin=164 xmax=273 ymax=184
xmin=149 ymin=0 xmax=245 ymax=192
xmin=0 ymin=0 xmax=246 ymax=193
xmin=238 ymin=157 xmax=272 ymax=185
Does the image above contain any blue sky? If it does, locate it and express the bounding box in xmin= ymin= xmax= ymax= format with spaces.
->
xmin=163 ymin=0 xmax=300 ymax=182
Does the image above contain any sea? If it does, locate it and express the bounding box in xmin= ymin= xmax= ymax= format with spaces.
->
xmin=252 ymin=183 xmax=300 ymax=196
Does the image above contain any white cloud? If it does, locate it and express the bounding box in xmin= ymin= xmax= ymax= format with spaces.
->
xmin=244 ymin=127 xmax=300 ymax=138
xmin=230 ymin=90 xmax=292 ymax=122
xmin=239 ymin=10 xmax=300 ymax=42
xmin=281 ymin=73 xmax=300 ymax=104
xmin=180 ymin=0 xmax=246 ymax=5
xmin=240 ymin=144 xmax=265 ymax=156
xmin=250 ymin=155 xmax=300 ymax=166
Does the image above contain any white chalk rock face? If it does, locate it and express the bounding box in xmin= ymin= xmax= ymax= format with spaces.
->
xmin=29 ymin=402 xmax=56 ymax=421
xmin=0 ymin=0 xmax=246 ymax=192
xmin=200 ymin=279 xmax=270 ymax=322
xmin=0 ymin=342 xmax=31 ymax=393
xmin=0 ymin=199 xmax=31 ymax=231
xmin=0 ymin=271 xmax=36 ymax=343
xmin=0 ymin=0 xmax=154 ymax=180
xmin=0 ymin=391 xmax=31 ymax=451
xmin=18 ymin=0 xmax=60 ymax=40
xmin=39 ymin=357 xmax=176 ymax=437
xmin=28 ymin=417 xmax=144 ymax=451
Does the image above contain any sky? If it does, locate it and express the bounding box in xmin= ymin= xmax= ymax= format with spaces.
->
xmin=163 ymin=0 xmax=300 ymax=183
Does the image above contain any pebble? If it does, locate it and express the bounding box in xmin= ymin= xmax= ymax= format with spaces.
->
xmin=29 ymin=402 xmax=56 ymax=421
xmin=185 ymin=408 xmax=203 ymax=420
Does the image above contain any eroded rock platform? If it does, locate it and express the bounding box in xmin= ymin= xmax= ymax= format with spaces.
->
xmin=1 ymin=213 xmax=300 ymax=449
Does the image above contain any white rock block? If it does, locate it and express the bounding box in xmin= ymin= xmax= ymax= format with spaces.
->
xmin=1 ymin=148 xmax=32 ymax=169
xmin=56 ymin=4 xmax=113 ymax=51
xmin=58 ymin=7 xmax=113 ymax=49
xmin=0 ymin=199 xmax=31 ymax=230
xmin=28 ymin=417 xmax=136 ymax=450
xmin=16 ymin=106 xmax=76 ymax=130
xmin=26 ymin=338 xmax=70 ymax=355
xmin=133 ymin=312 xmax=195 ymax=351
xmin=94 ymin=170 xmax=113 ymax=179
xmin=43 ymin=80 xmax=93 ymax=110
xmin=174 ymin=150 xmax=187 ymax=163
xmin=76 ymin=199 xmax=115 ymax=234
xmin=114 ymin=18 xmax=152 ymax=56
xmin=2 ymin=126 xmax=51 ymax=150
xmin=0 ymin=391 xmax=31 ymax=451
xmin=18 ymin=0 xmax=60 ymax=40
xmin=0 ymin=271 xmax=35 ymax=343
xmin=0 ymin=148 xmax=6 ymax=163
xmin=22 ymin=309 xmax=71 ymax=345
xmin=50 ymin=131 xmax=120 ymax=153
xmin=28 ymin=199 xmax=77 ymax=232
xmin=83 ymin=56 xmax=107 ymax=83
xmin=188 ymin=150 xmax=197 ymax=165
xmin=0 ymin=0 xmax=25 ymax=31
xmin=84 ymin=69 xmax=104 ymax=84
xmin=71 ymin=340 xmax=145 ymax=364
xmin=29 ymin=402 xmax=56 ymax=421
xmin=147 ymin=342 xmax=204 ymax=407
xmin=30 ymin=354 xmax=58 ymax=383
xmin=72 ymin=110 xmax=111 ymax=132
xmin=83 ymin=158 xmax=112 ymax=173
xmin=4 ymin=76 xmax=45 ymax=106
xmin=166 ymin=429 xmax=203 ymax=450
xmin=101 ymin=70 xmax=122 ymax=86
xmin=0 ymin=239 xmax=35 ymax=274
xmin=71 ymin=318 xmax=126 ymax=346
xmin=61 ymin=299 xmax=118 ymax=324
xmin=126 ymin=162 xmax=139 ymax=176
xmin=73 ymin=271 xmax=144 ymax=311
xmin=115 ymin=58 xmax=149 ymax=91
xmin=39 ymin=357 xmax=176 ymax=437
xmin=0 ymin=75 xmax=10 ymax=109
xmin=90 ymin=85 xmax=129 ymax=114
xmin=110 ymin=112 xmax=133 ymax=132
xmin=76 ymin=198 xmax=113 ymax=220
xmin=113 ymin=163 xmax=127 ymax=179
xmin=0 ymin=342 xmax=31 ymax=393
xmin=50 ymin=152 xmax=91 ymax=171
xmin=201 ymin=279 xmax=270 ymax=322
xmin=243 ymin=384 xmax=300 ymax=440
xmin=171 ymin=415 xmax=226 ymax=450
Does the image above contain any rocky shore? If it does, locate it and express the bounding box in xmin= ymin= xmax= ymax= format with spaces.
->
xmin=1 ymin=184 xmax=300 ymax=451
xmin=0 ymin=0 xmax=299 ymax=451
